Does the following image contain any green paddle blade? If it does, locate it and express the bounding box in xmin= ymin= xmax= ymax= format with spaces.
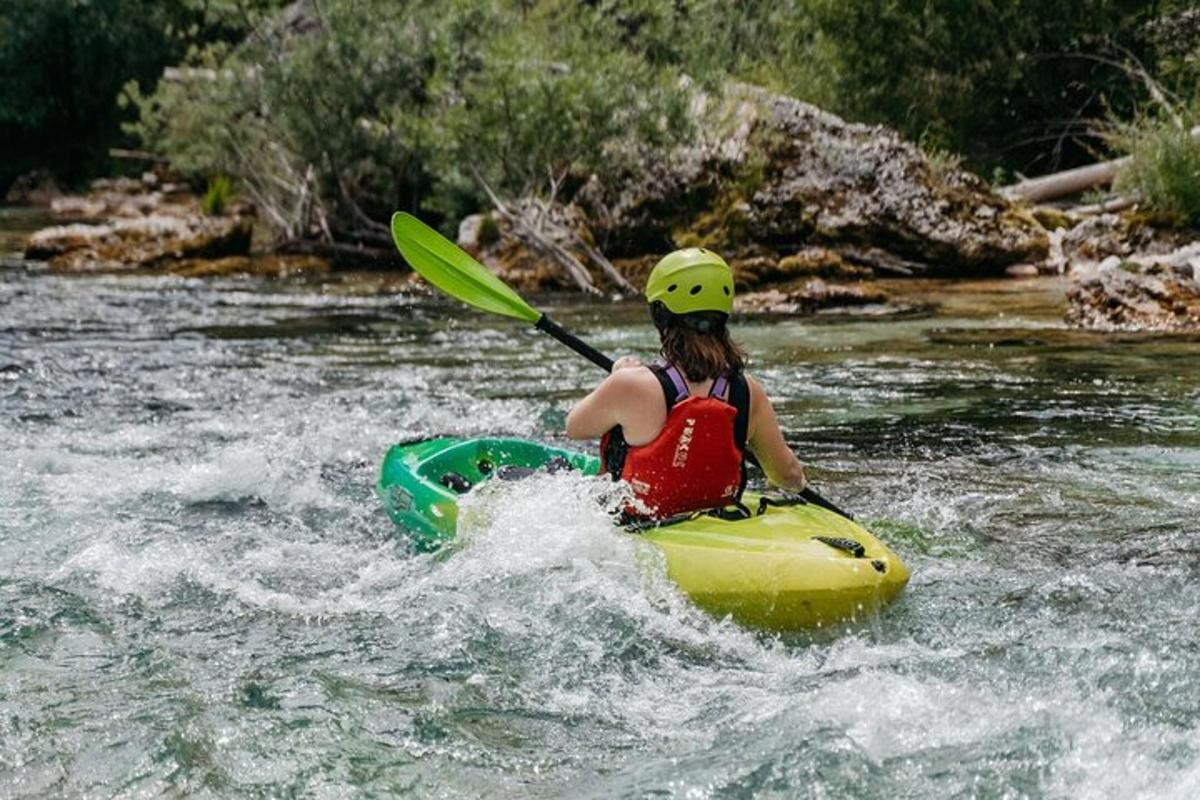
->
xmin=391 ymin=212 xmax=541 ymax=324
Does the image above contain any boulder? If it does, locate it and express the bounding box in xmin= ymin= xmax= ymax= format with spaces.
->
xmin=582 ymin=83 xmax=1049 ymax=275
xmin=1066 ymin=254 xmax=1200 ymax=331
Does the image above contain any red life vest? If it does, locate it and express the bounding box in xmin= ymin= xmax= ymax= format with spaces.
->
xmin=600 ymin=362 xmax=750 ymax=519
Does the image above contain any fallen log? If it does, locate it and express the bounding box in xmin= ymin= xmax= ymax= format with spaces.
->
xmin=1004 ymin=125 xmax=1200 ymax=203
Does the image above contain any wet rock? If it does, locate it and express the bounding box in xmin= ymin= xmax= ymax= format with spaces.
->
xmin=1067 ymin=255 xmax=1200 ymax=331
xmin=737 ymin=279 xmax=889 ymax=315
xmin=25 ymin=215 xmax=253 ymax=271
xmin=167 ymin=254 xmax=330 ymax=278
xmin=585 ymin=83 xmax=1048 ymax=274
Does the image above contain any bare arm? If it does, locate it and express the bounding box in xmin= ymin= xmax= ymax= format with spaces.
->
xmin=746 ymin=376 xmax=807 ymax=491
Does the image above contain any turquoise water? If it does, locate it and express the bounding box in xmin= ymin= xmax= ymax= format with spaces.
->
xmin=2 ymin=218 xmax=1199 ymax=797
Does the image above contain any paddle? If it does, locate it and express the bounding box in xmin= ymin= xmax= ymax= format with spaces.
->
xmin=390 ymin=211 xmax=854 ymax=520
xmin=390 ymin=212 xmax=613 ymax=372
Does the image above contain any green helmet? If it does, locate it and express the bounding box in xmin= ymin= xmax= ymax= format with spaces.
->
xmin=645 ymin=248 xmax=734 ymax=316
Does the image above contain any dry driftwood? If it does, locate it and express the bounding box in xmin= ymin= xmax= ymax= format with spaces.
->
xmin=472 ymin=175 xmax=597 ymax=294
xmin=1005 ymin=125 xmax=1200 ymax=203
xmin=471 ymin=170 xmax=637 ymax=296
xmin=1067 ymin=196 xmax=1138 ymax=216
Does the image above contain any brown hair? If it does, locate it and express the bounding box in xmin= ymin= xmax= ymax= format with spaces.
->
xmin=659 ymin=323 xmax=746 ymax=382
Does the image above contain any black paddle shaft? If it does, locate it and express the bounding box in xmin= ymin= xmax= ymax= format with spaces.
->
xmin=535 ymin=314 xmax=614 ymax=372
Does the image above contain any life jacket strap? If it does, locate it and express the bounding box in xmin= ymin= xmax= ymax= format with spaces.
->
xmin=603 ymin=361 xmax=751 ymax=493
xmin=648 ymin=360 xmax=689 ymax=411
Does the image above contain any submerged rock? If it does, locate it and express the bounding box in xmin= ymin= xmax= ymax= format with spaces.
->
xmin=167 ymin=254 xmax=329 ymax=278
xmin=1067 ymin=255 xmax=1200 ymax=331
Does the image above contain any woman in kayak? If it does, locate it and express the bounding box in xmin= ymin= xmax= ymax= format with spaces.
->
xmin=565 ymin=248 xmax=807 ymax=518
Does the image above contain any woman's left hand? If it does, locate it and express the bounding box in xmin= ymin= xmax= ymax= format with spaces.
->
xmin=611 ymin=355 xmax=643 ymax=372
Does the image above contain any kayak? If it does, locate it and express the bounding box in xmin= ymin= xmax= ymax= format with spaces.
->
xmin=378 ymin=436 xmax=910 ymax=631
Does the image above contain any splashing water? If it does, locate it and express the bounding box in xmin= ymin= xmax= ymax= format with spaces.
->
xmin=2 ymin=250 xmax=1199 ymax=797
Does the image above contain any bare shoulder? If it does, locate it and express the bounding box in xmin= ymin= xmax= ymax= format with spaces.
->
xmin=604 ymin=364 xmax=662 ymax=396
xmin=744 ymin=373 xmax=769 ymax=401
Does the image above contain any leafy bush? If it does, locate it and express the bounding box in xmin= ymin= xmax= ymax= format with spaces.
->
xmin=477 ymin=214 xmax=501 ymax=247
xmin=120 ymin=0 xmax=1200 ymax=241
xmin=812 ymin=0 xmax=1200 ymax=175
xmin=0 ymin=0 xmax=282 ymax=192
xmin=1114 ymin=115 xmax=1200 ymax=226
xmin=128 ymin=0 xmax=693 ymax=238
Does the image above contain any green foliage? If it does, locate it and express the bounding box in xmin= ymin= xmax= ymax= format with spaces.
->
xmin=114 ymin=0 xmax=1200 ymax=242
xmin=1114 ymin=115 xmax=1200 ymax=226
xmin=434 ymin=1 xmax=692 ymax=205
xmin=812 ymin=0 xmax=1198 ymax=175
xmin=202 ymin=175 xmax=233 ymax=216
xmin=128 ymin=0 xmax=693 ymax=236
xmin=0 ymin=0 xmax=282 ymax=192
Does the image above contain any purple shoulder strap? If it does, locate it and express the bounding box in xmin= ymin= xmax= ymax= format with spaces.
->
xmin=709 ymin=371 xmax=732 ymax=402
xmin=650 ymin=359 xmax=690 ymax=408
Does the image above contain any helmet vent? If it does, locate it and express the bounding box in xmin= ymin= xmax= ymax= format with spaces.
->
xmin=689 ymin=285 xmax=702 ymax=295
xmin=667 ymin=284 xmax=677 ymax=292
xmin=723 ymin=286 xmax=730 ymax=295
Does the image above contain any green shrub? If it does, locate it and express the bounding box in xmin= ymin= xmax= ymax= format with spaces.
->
xmin=1114 ymin=116 xmax=1200 ymax=227
xmin=202 ymin=175 xmax=233 ymax=216
xmin=0 ymin=0 xmax=282 ymax=192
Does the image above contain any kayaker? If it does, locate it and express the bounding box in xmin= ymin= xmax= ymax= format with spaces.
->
xmin=565 ymin=248 xmax=808 ymax=518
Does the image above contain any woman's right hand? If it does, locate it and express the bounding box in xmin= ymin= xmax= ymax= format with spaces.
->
xmin=611 ymin=355 xmax=643 ymax=372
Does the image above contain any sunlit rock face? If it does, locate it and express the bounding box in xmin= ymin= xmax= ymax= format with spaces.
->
xmin=462 ymin=83 xmax=1049 ymax=297
xmin=22 ymin=174 xmax=256 ymax=272
xmin=25 ymin=214 xmax=253 ymax=271
xmin=582 ymin=83 xmax=1049 ymax=274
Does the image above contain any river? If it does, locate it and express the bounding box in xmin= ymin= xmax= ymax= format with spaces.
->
xmin=2 ymin=207 xmax=1199 ymax=797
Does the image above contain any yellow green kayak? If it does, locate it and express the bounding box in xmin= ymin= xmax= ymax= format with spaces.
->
xmin=378 ymin=436 xmax=910 ymax=631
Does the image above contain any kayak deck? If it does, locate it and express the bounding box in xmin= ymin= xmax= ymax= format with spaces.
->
xmin=378 ymin=437 xmax=909 ymax=631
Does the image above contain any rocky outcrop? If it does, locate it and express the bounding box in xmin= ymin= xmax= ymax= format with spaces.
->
xmin=22 ymin=174 xmax=260 ymax=272
xmin=26 ymin=215 xmax=253 ymax=270
xmin=46 ymin=174 xmax=196 ymax=223
xmin=459 ymin=84 xmax=1049 ymax=300
xmin=1067 ymin=251 xmax=1200 ymax=331
xmin=581 ymin=84 xmax=1049 ymax=275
